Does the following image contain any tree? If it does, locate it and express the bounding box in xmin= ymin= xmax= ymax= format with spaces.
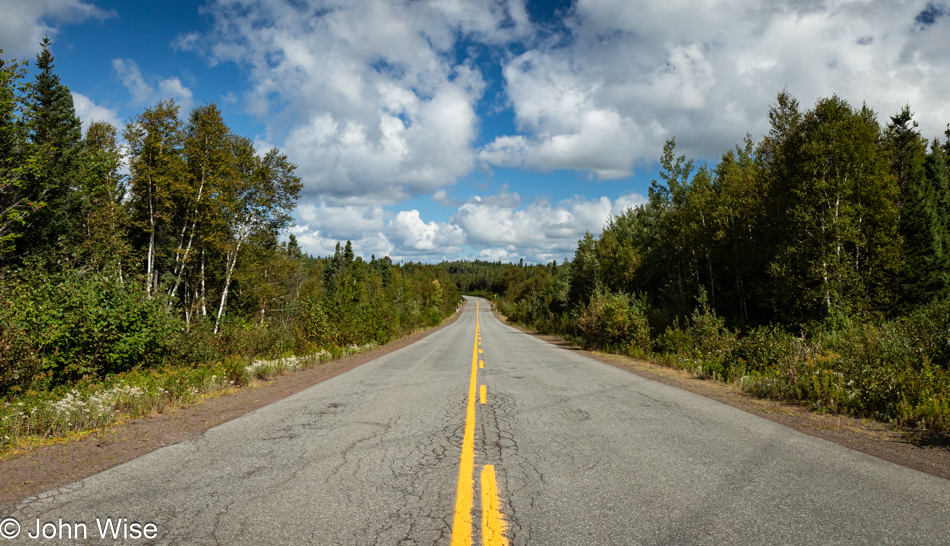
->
xmin=167 ymin=103 xmax=234 ymax=306
xmin=214 ymin=141 xmax=302 ymax=333
xmin=74 ymin=121 xmax=130 ymax=275
xmin=900 ymin=139 xmax=950 ymax=304
xmin=712 ymin=137 xmax=766 ymax=322
xmin=0 ymin=51 xmax=34 ymax=258
xmin=885 ymin=107 xmax=949 ymax=306
xmin=766 ymin=95 xmax=898 ymax=324
xmin=568 ymin=231 xmax=598 ymax=307
xmin=17 ymin=37 xmax=84 ymax=258
xmin=124 ymin=99 xmax=186 ymax=297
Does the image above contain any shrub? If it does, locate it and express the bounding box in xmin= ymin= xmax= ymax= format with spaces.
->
xmin=575 ymin=290 xmax=651 ymax=351
xmin=0 ymin=266 xmax=196 ymax=393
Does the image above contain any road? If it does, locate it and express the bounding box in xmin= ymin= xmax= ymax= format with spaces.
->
xmin=3 ymin=297 xmax=950 ymax=544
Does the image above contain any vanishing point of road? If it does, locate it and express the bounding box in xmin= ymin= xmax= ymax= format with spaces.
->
xmin=4 ymin=297 xmax=950 ymax=544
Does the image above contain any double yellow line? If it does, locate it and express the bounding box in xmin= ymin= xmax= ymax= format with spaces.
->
xmin=451 ymin=301 xmax=508 ymax=546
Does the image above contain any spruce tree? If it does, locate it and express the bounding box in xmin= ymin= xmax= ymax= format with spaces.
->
xmin=889 ymin=108 xmax=950 ymax=305
xmin=18 ymin=37 xmax=83 ymax=259
xmin=0 ymin=51 xmax=33 ymax=258
xmin=901 ymin=140 xmax=950 ymax=304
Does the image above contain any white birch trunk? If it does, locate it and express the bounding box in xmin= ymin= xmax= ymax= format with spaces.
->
xmin=146 ymin=176 xmax=155 ymax=298
xmin=200 ymin=251 xmax=207 ymax=317
xmin=169 ymin=177 xmax=204 ymax=304
xmin=214 ymin=234 xmax=245 ymax=334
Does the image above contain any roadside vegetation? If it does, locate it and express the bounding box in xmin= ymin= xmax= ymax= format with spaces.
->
xmin=0 ymin=43 xmax=460 ymax=452
xmin=490 ymin=93 xmax=950 ymax=434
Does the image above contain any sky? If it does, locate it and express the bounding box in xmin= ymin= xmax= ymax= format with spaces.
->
xmin=3 ymin=0 xmax=950 ymax=263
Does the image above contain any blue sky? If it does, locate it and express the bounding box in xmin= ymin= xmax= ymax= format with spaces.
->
xmin=3 ymin=0 xmax=950 ymax=262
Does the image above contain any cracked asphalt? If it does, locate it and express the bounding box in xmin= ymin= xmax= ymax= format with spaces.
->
xmin=4 ymin=297 xmax=950 ymax=544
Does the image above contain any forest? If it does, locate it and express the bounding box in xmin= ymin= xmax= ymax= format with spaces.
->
xmin=0 ymin=43 xmax=460 ymax=447
xmin=497 ymin=92 xmax=950 ymax=434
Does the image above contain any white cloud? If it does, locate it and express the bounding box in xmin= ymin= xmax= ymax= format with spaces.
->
xmin=0 ymin=0 xmax=114 ymax=58
xmin=181 ymin=0 xmax=532 ymax=204
xmin=71 ymin=91 xmax=122 ymax=133
xmin=288 ymin=190 xmax=646 ymax=263
xmin=157 ymin=78 xmax=195 ymax=112
xmin=112 ymin=58 xmax=195 ymax=112
xmin=297 ymin=203 xmax=386 ymax=240
xmin=481 ymin=0 xmax=950 ymax=174
xmin=173 ymin=0 xmax=950 ymax=263
xmin=389 ymin=210 xmax=465 ymax=253
xmin=453 ymin=191 xmax=647 ymax=262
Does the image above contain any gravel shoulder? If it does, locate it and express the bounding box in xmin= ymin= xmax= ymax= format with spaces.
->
xmin=491 ymin=307 xmax=950 ymax=483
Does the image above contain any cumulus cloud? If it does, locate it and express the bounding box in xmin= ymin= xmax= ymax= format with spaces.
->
xmin=71 ymin=92 xmax=122 ymax=133
xmin=0 ymin=0 xmax=114 ymax=58
xmin=112 ymin=58 xmax=195 ymax=112
xmin=288 ymin=190 xmax=646 ymax=263
xmin=389 ymin=210 xmax=466 ymax=253
xmin=451 ymin=190 xmax=645 ymax=262
xmin=481 ymin=0 xmax=950 ymax=174
xmin=179 ymin=0 xmax=534 ymax=205
xmin=453 ymin=191 xmax=646 ymax=262
xmin=168 ymin=0 xmax=950 ymax=262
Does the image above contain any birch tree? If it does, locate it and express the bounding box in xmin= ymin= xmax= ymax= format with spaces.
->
xmin=75 ymin=121 xmax=129 ymax=275
xmin=214 ymin=139 xmax=302 ymax=333
xmin=168 ymin=103 xmax=232 ymax=306
xmin=124 ymin=100 xmax=185 ymax=297
xmin=766 ymin=95 xmax=898 ymax=324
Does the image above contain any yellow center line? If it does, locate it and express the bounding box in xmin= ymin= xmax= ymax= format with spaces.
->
xmin=451 ymin=301 xmax=480 ymax=546
xmin=480 ymin=385 xmax=487 ymax=404
xmin=480 ymin=465 xmax=509 ymax=546
xmin=479 ymin=360 xmax=484 ymax=369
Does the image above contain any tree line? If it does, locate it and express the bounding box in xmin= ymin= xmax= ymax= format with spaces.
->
xmin=498 ymin=92 xmax=950 ymax=431
xmin=0 ymin=42 xmax=461 ymax=395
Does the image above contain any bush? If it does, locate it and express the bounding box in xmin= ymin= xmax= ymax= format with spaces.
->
xmin=730 ymin=325 xmax=801 ymax=375
xmin=657 ymin=290 xmax=736 ymax=361
xmin=0 ymin=266 xmax=199 ymax=393
xmin=575 ymin=290 xmax=651 ymax=352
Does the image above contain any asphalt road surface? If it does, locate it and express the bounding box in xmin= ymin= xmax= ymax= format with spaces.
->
xmin=3 ymin=297 xmax=950 ymax=544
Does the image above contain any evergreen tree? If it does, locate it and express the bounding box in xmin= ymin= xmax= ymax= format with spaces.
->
xmin=887 ymin=108 xmax=949 ymax=305
xmin=18 ymin=37 xmax=84 ymax=258
xmin=900 ymin=140 xmax=950 ymax=304
xmin=886 ymin=105 xmax=928 ymax=208
xmin=0 ymin=51 xmax=34 ymax=258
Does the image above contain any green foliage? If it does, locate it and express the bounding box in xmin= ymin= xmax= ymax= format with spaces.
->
xmin=0 ymin=264 xmax=205 ymax=394
xmin=15 ymin=38 xmax=84 ymax=258
xmin=575 ymin=290 xmax=651 ymax=352
xmin=494 ymin=90 xmax=950 ymax=433
xmin=655 ymin=289 xmax=736 ymax=375
xmin=0 ymin=52 xmax=40 ymax=258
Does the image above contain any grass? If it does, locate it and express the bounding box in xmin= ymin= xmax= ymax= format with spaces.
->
xmin=0 ymin=342 xmax=379 ymax=457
